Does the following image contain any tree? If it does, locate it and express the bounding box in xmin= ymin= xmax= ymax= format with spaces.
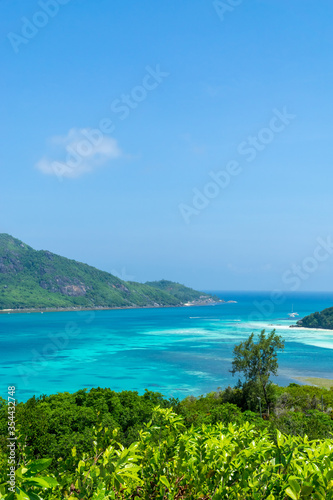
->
xmin=230 ymin=329 xmax=285 ymax=414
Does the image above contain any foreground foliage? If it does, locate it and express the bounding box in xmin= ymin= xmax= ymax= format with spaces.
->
xmin=1 ymin=407 xmax=333 ymax=499
xmin=1 ymin=384 xmax=333 ymax=474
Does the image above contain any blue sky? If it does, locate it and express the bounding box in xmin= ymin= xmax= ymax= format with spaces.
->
xmin=1 ymin=0 xmax=332 ymax=291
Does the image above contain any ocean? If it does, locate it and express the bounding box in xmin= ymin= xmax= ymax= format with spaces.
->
xmin=1 ymin=291 xmax=333 ymax=402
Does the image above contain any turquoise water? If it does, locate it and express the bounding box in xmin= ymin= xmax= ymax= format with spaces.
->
xmin=1 ymin=291 xmax=333 ymax=402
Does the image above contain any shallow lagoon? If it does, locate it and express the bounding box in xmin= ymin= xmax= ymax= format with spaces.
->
xmin=1 ymin=291 xmax=333 ymax=401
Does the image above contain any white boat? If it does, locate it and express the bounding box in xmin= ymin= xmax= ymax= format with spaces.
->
xmin=288 ymin=304 xmax=299 ymax=318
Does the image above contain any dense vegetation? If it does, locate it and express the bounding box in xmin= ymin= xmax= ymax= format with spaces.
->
xmin=1 ymin=329 xmax=333 ymax=498
xmin=0 ymin=234 xmax=217 ymax=310
xmin=1 ymin=384 xmax=333 ymax=499
xmin=145 ymin=280 xmax=220 ymax=303
xmin=230 ymin=329 xmax=285 ymax=414
xmin=297 ymin=306 xmax=333 ymax=330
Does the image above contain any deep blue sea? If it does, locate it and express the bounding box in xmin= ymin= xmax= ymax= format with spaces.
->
xmin=1 ymin=291 xmax=333 ymax=402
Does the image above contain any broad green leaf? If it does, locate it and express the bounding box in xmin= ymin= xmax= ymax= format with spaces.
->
xmin=27 ymin=492 xmax=42 ymax=500
xmin=276 ymin=430 xmax=284 ymax=448
xmin=289 ymin=478 xmax=301 ymax=494
xmin=301 ymin=484 xmax=313 ymax=496
xmin=327 ymin=470 xmax=333 ymax=481
xmin=159 ymin=475 xmax=171 ymax=489
xmin=25 ymin=476 xmax=58 ymax=488
xmin=25 ymin=459 xmax=52 ymax=476
xmin=285 ymin=487 xmax=298 ymax=500
xmin=16 ymin=488 xmax=31 ymax=500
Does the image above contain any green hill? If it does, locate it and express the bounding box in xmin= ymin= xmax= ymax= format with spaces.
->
xmin=296 ymin=306 xmax=333 ymax=330
xmin=145 ymin=279 xmax=220 ymax=303
xmin=0 ymin=234 xmax=218 ymax=311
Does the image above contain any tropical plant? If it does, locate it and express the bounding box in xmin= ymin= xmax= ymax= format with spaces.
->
xmin=1 ymin=407 xmax=333 ymax=499
xmin=230 ymin=329 xmax=285 ymax=413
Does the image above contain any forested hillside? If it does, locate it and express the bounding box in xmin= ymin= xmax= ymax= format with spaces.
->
xmin=0 ymin=234 xmax=217 ymax=310
xmin=297 ymin=307 xmax=333 ymax=330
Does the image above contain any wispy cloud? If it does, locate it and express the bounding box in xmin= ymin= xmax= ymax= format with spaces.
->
xmin=36 ymin=128 xmax=122 ymax=179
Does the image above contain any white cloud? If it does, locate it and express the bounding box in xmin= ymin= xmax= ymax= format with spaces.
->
xmin=36 ymin=128 xmax=122 ymax=179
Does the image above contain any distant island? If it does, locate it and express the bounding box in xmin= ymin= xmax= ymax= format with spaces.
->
xmin=295 ymin=306 xmax=333 ymax=330
xmin=0 ymin=234 xmax=222 ymax=312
